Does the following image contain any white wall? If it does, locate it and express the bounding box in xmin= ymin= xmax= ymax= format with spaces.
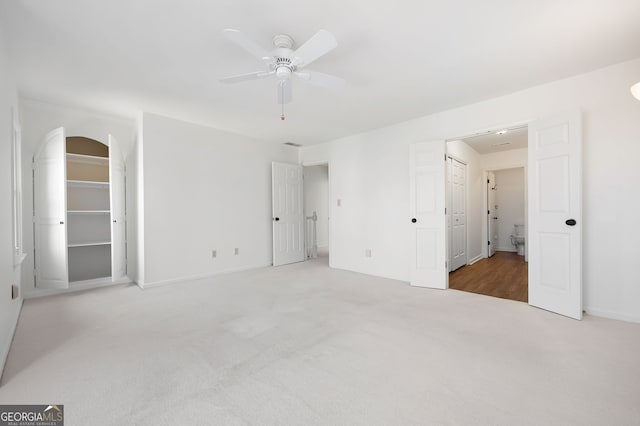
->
xmin=301 ymin=58 xmax=640 ymax=323
xmin=303 ymin=165 xmax=329 ymax=248
xmin=481 ymin=148 xmax=527 ymax=171
xmin=19 ymin=99 xmax=136 ymax=295
xmin=0 ymin=29 xmax=22 ymax=377
xmin=139 ymin=113 xmax=298 ymax=286
xmin=493 ymin=168 xmax=525 ymax=252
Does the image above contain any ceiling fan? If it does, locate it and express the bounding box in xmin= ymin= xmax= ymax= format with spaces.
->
xmin=219 ymin=29 xmax=345 ymax=107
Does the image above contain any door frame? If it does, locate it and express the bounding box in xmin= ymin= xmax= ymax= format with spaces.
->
xmin=300 ymin=160 xmax=332 ymax=266
xmin=445 ymin=119 xmax=530 ymax=270
xmin=482 ymin=166 xmax=528 ymax=261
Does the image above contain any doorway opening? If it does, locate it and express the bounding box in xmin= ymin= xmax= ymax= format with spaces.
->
xmin=446 ymin=125 xmax=529 ymax=302
xmin=303 ymin=164 xmax=330 ymax=264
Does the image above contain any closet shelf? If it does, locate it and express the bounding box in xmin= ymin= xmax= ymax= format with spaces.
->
xmin=66 ymin=153 xmax=109 ymax=165
xmin=68 ymin=241 xmax=112 ymax=248
xmin=67 ymin=179 xmax=109 ymax=188
xmin=67 ymin=210 xmax=110 ymax=215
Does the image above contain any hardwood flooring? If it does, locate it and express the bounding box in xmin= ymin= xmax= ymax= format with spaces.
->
xmin=449 ymin=251 xmax=528 ymax=302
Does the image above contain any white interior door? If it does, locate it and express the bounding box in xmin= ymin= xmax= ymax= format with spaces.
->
xmin=450 ymin=158 xmax=467 ymax=270
xmin=109 ymin=134 xmax=126 ymax=281
xmin=34 ymin=127 xmax=69 ymax=289
xmin=487 ymin=171 xmax=497 ymax=257
xmin=410 ymin=141 xmax=447 ymax=289
xmin=446 ymin=158 xmax=451 ymax=270
xmin=528 ymin=112 xmax=582 ymax=320
xmin=272 ymin=162 xmax=305 ymax=266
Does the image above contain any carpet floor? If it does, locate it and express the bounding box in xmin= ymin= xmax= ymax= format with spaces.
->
xmin=1 ymin=255 xmax=639 ymax=425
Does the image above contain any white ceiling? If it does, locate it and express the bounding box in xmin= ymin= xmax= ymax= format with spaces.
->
xmin=462 ymin=127 xmax=528 ymax=154
xmin=1 ymin=0 xmax=639 ymax=145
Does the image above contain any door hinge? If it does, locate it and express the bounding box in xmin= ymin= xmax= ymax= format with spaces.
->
xmin=445 ymin=208 xmax=447 ymax=214
xmin=488 ymin=241 xmax=491 ymax=245
xmin=487 ymin=210 xmax=490 ymax=215
xmin=487 ymin=179 xmax=490 ymax=184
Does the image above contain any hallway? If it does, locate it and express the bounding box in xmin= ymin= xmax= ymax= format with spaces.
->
xmin=449 ymin=251 xmax=528 ymax=302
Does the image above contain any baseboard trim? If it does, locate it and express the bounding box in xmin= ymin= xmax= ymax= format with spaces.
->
xmin=468 ymin=255 xmax=483 ymax=265
xmin=24 ymin=277 xmax=134 ymax=299
xmin=139 ymin=263 xmax=273 ymax=289
xmin=1 ymin=298 xmax=23 ymax=385
xmin=585 ymin=307 xmax=640 ymax=324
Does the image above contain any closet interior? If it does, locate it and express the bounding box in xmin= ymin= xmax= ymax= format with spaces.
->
xmin=66 ymin=137 xmax=112 ymax=283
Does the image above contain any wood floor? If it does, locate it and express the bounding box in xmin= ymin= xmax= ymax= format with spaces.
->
xmin=449 ymin=251 xmax=528 ymax=302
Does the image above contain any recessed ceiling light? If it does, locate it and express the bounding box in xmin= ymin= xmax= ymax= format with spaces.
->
xmin=496 ymin=129 xmax=508 ymax=135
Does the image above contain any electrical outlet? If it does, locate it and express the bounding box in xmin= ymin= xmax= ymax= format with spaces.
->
xmin=234 ymin=248 xmax=239 ymax=255
xmin=211 ymin=250 xmax=216 ymax=258
xmin=337 ymin=199 xmax=341 ymax=207
xmin=365 ymin=249 xmax=372 ymax=257
xmin=11 ymin=284 xmax=19 ymax=300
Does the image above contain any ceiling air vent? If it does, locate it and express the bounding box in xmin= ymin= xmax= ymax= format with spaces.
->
xmin=284 ymin=142 xmax=302 ymax=147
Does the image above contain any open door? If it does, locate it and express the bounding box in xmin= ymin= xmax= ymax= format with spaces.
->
xmin=410 ymin=141 xmax=447 ymax=289
xmin=109 ymin=134 xmax=126 ymax=281
xmin=272 ymin=162 xmax=305 ymax=266
xmin=34 ymin=127 xmax=69 ymax=289
xmin=528 ymin=112 xmax=582 ymax=319
xmin=487 ymin=171 xmax=497 ymax=257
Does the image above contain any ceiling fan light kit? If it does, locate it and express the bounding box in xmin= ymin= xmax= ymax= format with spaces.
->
xmin=220 ymin=28 xmax=345 ymax=119
xmin=631 ymin=81 xmax=640 ymax=101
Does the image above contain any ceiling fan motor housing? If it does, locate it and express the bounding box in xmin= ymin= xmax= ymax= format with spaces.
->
xmin=272 ymin=34 xmax=296 ymax=80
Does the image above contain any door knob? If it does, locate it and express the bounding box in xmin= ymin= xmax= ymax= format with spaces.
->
xmin=411 ymin=218 xmax=417 ymax=223
xmin=59 ymin=221 xmax=64 ymax=225
xmin=565 ymin=219 xmax=577 ymax=226
xmin=274 ymin=217 xmax=280 ymax=222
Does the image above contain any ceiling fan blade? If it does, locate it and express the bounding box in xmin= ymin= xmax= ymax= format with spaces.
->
xmin=291 ymin=29 xmax=337 ymax=68
xmin=223 ymin=29 xmax=273 ymax=62
xmin=295 ymin=70 xmax=345 ymax=89
xmin=219 ymin=70 xmax=274 ymax=84
xmin=277 ymin=80 xmax=292 ymax=104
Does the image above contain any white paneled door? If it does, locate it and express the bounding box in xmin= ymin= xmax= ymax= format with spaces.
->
xmin=410 ymin=141 xmax=447 ymax=289
xmin=449 ymin=158 xmax=467 ymax=271
xmin=272 ymin=162 xmax=305 ymax=266
xmin=109 ymin=135 xmax=126 ymax=281
xmin=528 ymin=112 xmax=582 ymax=320
xmin=34 ymin=127 xmax=69 ymax=289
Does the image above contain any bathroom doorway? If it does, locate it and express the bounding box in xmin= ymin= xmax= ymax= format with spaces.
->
xmin=447 ymin=125 xmax=529 ymax=302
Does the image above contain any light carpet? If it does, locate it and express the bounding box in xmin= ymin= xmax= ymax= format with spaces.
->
xmin=1 ymin=255 xmax=639 ymax=425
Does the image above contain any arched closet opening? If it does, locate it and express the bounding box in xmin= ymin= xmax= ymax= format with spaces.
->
xmin=33 ymin=128 xmax=126 ymax=290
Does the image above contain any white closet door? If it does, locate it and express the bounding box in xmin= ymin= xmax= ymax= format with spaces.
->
xmin=528 ymin=112 xmax=582 ymax=320
xmin=34 ymin=127 xmax=69 ymax=289
xmin=109 ymin=134 xmax=127 ymax=281
xmin=450 ymin=158 xmax=467 ymax=270
xmin=409 ymin=141 xmax=447 ymax=289
xmin=272 ymin=162 xmax=305 ymax=266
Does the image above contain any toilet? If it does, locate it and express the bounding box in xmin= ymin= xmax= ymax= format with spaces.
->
xmin=510 ymin=224 xmax=526 ymax=256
